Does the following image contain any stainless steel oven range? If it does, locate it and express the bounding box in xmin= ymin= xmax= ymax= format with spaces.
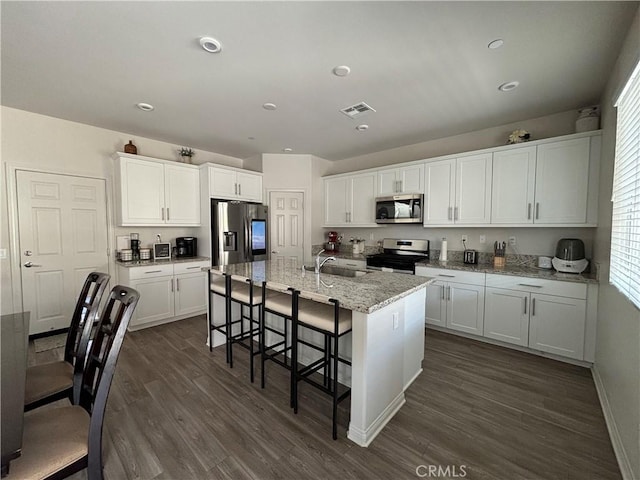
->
xmin=366 ymin=238 xmax=430 ymax=274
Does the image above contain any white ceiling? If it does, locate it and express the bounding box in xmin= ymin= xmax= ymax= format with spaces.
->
xmin=2 ymin=1 xmax=637 ymax=161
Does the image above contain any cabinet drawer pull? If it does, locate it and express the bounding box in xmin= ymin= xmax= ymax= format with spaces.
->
xmin=518 ymin=283 xmax=542 ymax=288
xmin=185 ymin=266 xmax=201 ymax=270
xmin=438 ymin=274 xmax=455 ymax=278
xmin=145 ymin=270 xmax=163 ymax=274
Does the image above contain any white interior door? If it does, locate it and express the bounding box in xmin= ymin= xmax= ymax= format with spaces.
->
xmin=269 ymin=191 xmax=304 ymax=263
xmin=16 ymin=171 xmax=109 ymax=334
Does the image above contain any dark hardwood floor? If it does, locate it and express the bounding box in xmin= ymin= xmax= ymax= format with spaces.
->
xmin=28 ymin=315 xmax=620 ymax=480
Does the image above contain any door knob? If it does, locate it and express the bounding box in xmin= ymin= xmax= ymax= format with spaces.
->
xmin=23 ymin=262 xmax=42 ymax=268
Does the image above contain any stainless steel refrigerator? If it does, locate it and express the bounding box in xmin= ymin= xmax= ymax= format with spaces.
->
xmin=210 ymin=199 xmax=268 ymax=266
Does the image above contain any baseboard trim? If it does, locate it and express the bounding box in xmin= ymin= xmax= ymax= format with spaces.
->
xmin=592 ymin=365 xmax=635 ymax=480
xmin=347 ymin=391 xmax=406 ymax=447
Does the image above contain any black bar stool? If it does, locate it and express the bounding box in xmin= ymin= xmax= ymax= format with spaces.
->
xmin=208 ymin=270 xmax=262 ymax=382
xmin=291 ymin=290 xmax=352 ymax=440
xmin=260 ymin=281 xmax=295 ymax=404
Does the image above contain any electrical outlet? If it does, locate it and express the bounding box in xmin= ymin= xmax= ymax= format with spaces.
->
xmin=479 ymin=235 xmax=486 ymax=244
xmin=369 ymin=233 xmax=374 ymax=241
xmin=509 ymin=236 xmax=517 ymax=246
xmin=461 ymin=235 xmax=468 ymax=243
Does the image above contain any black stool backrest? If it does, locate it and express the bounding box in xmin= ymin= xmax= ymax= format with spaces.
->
xmin=78 ymin=285 xmax=139 ymax=480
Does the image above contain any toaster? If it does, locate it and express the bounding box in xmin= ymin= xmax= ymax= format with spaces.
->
xmin=463 ymin=250 xmax=478 ymax=264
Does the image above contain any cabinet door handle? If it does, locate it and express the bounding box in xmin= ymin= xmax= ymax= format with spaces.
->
xmin=518 ymin=283 xmax=542 ymax=288
xmin=346 ymin=212 xmax=349 ymax=223
xmin=523 ymin=296 xmax=528 ymax=315
xmin=447 ymin=285 xmax=451 ymax=301
xmin=535 ymin=202 xmax=540 ymax=220
xmin=527 ymin=203 xmax=532 ymax=220
xmin=531 ymin=297 xmax=536 ymax=316
xmin=161 ymin=208 xmax=165 ymax=221
xmin=441 ymin=285 xmax=445 ymax=300
xmin=448 ymin=206 xmax=452 ymax=220
xmin=238 ymin=183 xmax=241 ymax=196
xmin=167 ymin=208 xmax=170 ymax=221
xmin=176 ymin=278 xmax=180 ymax=291
xmin=454 ymin=207 xmax=459 ymax=221
xmin=170 ymin=278 xmax=174 ymax=292
xmin=234 ymin=183 xmax=237 ymax=195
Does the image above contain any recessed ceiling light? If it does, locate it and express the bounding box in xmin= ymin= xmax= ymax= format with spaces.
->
xmin=199 ymin=37 xmax=222 ymax=53
xmin=333 ymin=65 xmax=351 ymax=77
xmin=488 ymin=39 xmax=504 ymax=49
xmin=248 ymin=136 xmax=255 ymax=140
xmin=136 ymin=102 xmax=154 ymax=112
xmin=356 ymin=124 xmax=369 ymax=131
xmin=498 ymin=81 xmax=519 ymax=92
xmin=263 ymin=103 xmax=277 ymax=111
xmin=283 ymin=148 xmax=293 ymax=153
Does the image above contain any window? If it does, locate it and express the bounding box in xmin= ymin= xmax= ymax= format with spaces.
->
xmin=610 ymin=58 xmax=640 ymax=308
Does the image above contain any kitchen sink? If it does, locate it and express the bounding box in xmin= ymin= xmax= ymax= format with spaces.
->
xmin=303 ymin=264 xmax=369 ymax=277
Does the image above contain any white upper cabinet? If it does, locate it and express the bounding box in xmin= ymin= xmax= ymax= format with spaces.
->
xmin=424 ymin=153 xmax=492 ymax=225
xmin=208 ymin=165 xmax=262 ymax=202
xmin=115 ymin=153 xmax=200 ymax=226
xmin=534 ymin=137 xmax=590 ymax=224
xmin=324 ymin=172 xmax=377 ymax=226
xmin=377 ymin=164 xmax=424 ymax=195
xmin=491 ymin=146 xmax=537 ymax=224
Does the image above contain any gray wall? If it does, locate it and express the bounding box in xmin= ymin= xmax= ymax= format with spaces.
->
xmin=593 ymin=6 xmax=640 ymax=479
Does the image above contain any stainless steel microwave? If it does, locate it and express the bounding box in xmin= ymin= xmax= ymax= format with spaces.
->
xmin=375 ymin=194 xmax=423 ymax=224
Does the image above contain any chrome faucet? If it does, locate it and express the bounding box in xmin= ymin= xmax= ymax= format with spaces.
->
xmin=315 ymin=249 xmax=336 ymax=274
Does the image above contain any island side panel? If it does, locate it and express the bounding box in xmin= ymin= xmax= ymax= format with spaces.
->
xmin=348 ymin=297 xmax=407 ymax=447
xmin=404 ymin=288 xmax=426 ymax=389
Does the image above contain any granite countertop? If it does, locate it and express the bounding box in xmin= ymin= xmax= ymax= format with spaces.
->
xmin=211 ymin=259 xmax=432 ymax=314
xmin=415 ymin=260 xmax=598 ymax=284
xmin=117 ymin=256 xmax=210 ymax=268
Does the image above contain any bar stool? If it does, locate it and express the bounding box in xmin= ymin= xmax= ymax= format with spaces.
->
xmin=259 ymin=282 xmax=296 ymax=403
xmin=291 ymin=290 xmax=352 ymax=440
xmin=208 ymin=270 xmax=262 ymax=382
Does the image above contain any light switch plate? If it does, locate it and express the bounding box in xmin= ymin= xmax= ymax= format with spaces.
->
xmin=0 ymin=248 xmax=6 ymax=259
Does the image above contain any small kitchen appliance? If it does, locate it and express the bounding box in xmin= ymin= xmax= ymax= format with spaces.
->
xmin=130 ymin=233 xmax=140 ymax=260
xmin=552 ymin=238 xmax=589 ymax=274
xmin=176 ymin=237 xmax=198 ymax=258
xmin=463 ymin=250 xmax=478 ymax=264
xmin=326 ymin=231 xmax=340 ymax=252
xmin=366 ymin=238 xmax=429 ymax=274
xmin=375 ymin=194 xmax=423 ymax=224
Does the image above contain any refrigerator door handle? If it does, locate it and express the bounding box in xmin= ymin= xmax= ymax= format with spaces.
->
xmin=244 ymin=217 xmax=251 ymax=261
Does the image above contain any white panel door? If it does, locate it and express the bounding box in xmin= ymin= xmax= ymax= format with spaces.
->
xmin=535 ymin=138 xmax=590 ymax=224
xmin=446 ymin=282 xmax=485 ymax=335
xmin=349 ymin=172 xmax=377 ymax=225
xmin=529 ymin=293 xmax=586 ymax=360
xmin=455 ymin=153 xmax=492 ymax=224
xmin=424 ymin=281 xmax=446 ymax=327
xmin=484 ymin=287 xmax=529 ymax=346
xmin=119 ymin=158 xmax=165 ymax=224
xmin=237 ymin=172 xmax=262 ymax=202
xmin=324 ymin=177 xmax=349 ymax=225
xmin=164 ymin=164 xmax=200 ymax=225
xmin=174 ymin=272 xmax=207 ymax=317
xmin=270 ymin=191 xmax=304 ymax=262
xmin=424 ymin=159 xmax=455 ymax=225
xmin=491 ymin=146 xmax=536 ymax=224
xmin=209 ymin=167 xmax=237 ymax=200
xmin=129 ymin=276 xmax=175 ymax=327
xmin=399 ymin=164 xmax=424 ymax=193
xmin=17 ymin=171 xmax=109 ymax=334
xmin=377 ymin=169 xmax=399 ymax=196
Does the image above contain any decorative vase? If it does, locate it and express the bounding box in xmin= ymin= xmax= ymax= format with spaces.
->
xmin=181 ymin=155 xmax=192 ymax=164
xmin=124 ymin=140 xmax=137 ymax=154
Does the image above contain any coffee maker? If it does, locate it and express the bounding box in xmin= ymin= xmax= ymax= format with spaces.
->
xmin=176 ymin=237 xmax=197 ymax=258
xmin=325 ymin=231 xmax=340 ymax=252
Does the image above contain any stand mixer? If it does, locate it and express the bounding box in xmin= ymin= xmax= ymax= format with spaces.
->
xmin=325 ymin=231 xmax=341 ymax=252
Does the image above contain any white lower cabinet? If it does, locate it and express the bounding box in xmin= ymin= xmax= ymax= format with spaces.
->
xmin=484 ymin=274 xmax=588 ymax=360
xmin=118 ymin=260 xmax=209 ymax=329
xmin=416 ymin=267 xmax=485 ymax=335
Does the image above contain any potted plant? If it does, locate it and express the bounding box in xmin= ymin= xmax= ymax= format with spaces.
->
xmin=178 ymin=147 xmax=195 ymax=163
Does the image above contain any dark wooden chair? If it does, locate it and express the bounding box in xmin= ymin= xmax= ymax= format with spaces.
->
xmin=9 ymin=285 xmax=139 ymax=480
xmin=24 ymin=272 xmax=110 ymax=411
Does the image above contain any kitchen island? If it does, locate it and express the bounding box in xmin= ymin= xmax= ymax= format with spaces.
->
xmin=208 ymin=259 xmax=433 ymax=446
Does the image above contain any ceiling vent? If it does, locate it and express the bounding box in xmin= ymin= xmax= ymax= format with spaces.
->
xmin=340 ymin=102 xmax=376 ymax=118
